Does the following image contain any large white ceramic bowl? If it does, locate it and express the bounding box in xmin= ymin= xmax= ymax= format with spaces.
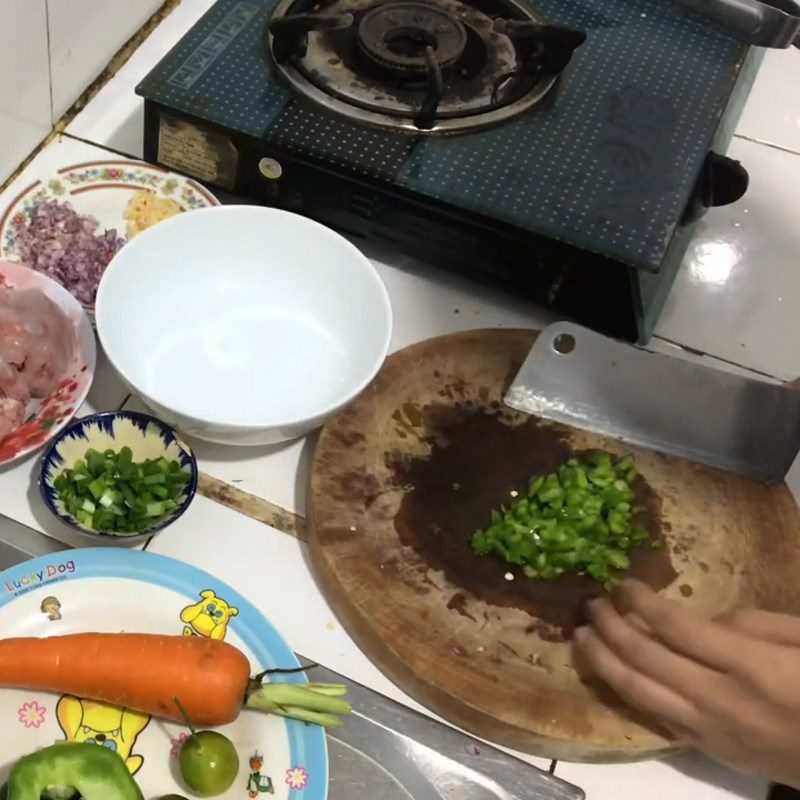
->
xmin=95 ymin=206 xmax=392 ymax=445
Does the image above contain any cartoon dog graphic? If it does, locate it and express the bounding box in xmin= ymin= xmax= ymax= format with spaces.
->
xmin=180 ymin=589 xmax=239 ymax=640
xmin=56 ymin=695 xmax=150 ymax=774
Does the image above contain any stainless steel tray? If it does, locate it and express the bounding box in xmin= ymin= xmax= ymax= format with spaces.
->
xmin=0 ymin=514 xmax=583 ymax=800
xmin=309 ymin=661 xmax=584 ymax=800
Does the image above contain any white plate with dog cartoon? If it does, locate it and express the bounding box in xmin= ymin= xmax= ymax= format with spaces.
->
xmin=0 ymin=548 xmax=328 ymax=799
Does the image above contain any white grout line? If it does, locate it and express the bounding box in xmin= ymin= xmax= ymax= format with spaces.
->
xmin=650 ymin=334 xmax=783 ymax=381
xmin=733 ymin=132 xmax=800 ymax=158
xmin=43 ymin=0 xmax=55 ymax=128
xmin=61 ymin=131 xmax=139 ymax=160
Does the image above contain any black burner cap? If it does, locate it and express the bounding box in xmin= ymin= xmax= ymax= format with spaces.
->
xmin=357 ymin=2 xmax=468 ymax=74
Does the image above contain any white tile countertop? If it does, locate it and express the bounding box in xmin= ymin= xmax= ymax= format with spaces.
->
xmin=735 ymin=49 xmax=800 ymax=156
xmin=3 ymin=1 xmax=800 ymax=798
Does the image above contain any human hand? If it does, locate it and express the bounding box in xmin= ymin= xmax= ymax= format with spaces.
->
xmin=573 ymin=579 xmax=800 ymax=788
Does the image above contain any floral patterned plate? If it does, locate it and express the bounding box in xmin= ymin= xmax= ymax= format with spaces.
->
xmin=0 ymin=160 xmax=219 ymax=317
xmin=0 ymin=548 xmax=329 ymax=799
xmin=0 ymin=261 xmax=96 ymax=466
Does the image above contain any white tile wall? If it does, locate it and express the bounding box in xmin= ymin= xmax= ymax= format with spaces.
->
xmin=66 ymin=0 xmax=217 ymax=156
xmin=0 ymin=0 xmax=51 ymax=183
xmin=0 ymin=0 xmax=169 ymax=183
xmin=46 ymin=0 xmax=164 ymax=121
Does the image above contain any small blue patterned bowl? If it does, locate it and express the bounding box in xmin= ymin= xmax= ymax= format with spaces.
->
xmin=39 ymin=411 xmax=198 ymax=542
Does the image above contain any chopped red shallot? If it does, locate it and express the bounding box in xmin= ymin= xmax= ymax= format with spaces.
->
xmin=16 ymin=200 xmax=124 ymax=305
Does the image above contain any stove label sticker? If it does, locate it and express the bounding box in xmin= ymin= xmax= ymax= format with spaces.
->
xmin=158 ymin=115 xmax=238 ymax=190
xmin=168 ymin=2 xmax=259 ymax=91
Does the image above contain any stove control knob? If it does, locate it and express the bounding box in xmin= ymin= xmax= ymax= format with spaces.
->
xmin=683 ymin=152 xmax=748 ymax=225
xmin=259 ymin=157 xmax=284 ymax=180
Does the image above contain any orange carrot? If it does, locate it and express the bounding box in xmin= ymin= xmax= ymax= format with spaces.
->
xmin=0 ymin=633 xmax=250 ymax=725
xmin=0 ymin=632 xmax=351 ymax=728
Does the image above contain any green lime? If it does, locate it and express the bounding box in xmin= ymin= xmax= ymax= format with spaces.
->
xmin=159 ymin=796 xmax=190 ymax=800
xmin=179 ymin=731 xmax=239 ymax=797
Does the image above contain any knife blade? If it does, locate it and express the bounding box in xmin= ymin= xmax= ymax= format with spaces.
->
xmin=504 ymin=322 xmax=800 ymax=483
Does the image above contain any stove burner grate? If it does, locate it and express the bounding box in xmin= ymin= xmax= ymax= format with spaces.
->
xmin=267 ymin=0 xmax=586 ymax=134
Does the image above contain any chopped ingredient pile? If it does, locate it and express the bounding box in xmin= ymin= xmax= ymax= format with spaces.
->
xmin=471 ymin=452 xmax=658 ymax=588
xmin=55 ymin=446 xmax=193 ymax=533
xmin=124 ymin=189 xmax=183 ymax=238
xmin=17 ymin=200 xmax=124 ymax=305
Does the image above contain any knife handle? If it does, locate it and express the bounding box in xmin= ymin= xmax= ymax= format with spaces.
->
xmin=671 ymin=0 xmax=800 ymax=48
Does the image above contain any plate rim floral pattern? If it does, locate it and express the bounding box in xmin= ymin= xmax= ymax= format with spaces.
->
xmin=0 ymin=159 xmax=220 ymax=272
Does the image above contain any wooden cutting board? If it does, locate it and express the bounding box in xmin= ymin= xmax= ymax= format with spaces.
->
xmin=307 ymin=329 xmax=800 ymax=761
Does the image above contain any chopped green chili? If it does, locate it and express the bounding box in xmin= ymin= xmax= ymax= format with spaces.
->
xmin=471 ymin=452 xmax=654 ymax=589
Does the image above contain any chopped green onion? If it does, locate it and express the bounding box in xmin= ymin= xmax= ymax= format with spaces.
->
xmin=54 ymin=446 xmax=192 ymax=535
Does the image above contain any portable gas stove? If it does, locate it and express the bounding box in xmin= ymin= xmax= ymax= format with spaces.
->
xmin=138 ymin=0 xmax=765 ymax=341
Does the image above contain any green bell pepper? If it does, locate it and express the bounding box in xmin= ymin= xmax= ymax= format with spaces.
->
xmin=7 ymin=743 xmax=143 ymax=800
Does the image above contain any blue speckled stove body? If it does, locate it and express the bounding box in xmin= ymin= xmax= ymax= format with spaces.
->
xmin=138 ymin=0 xmax=761 ymax=341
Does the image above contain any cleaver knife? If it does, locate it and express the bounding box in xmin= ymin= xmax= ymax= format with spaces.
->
xmin=504 ymin=322 xmax=800 ymax=483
